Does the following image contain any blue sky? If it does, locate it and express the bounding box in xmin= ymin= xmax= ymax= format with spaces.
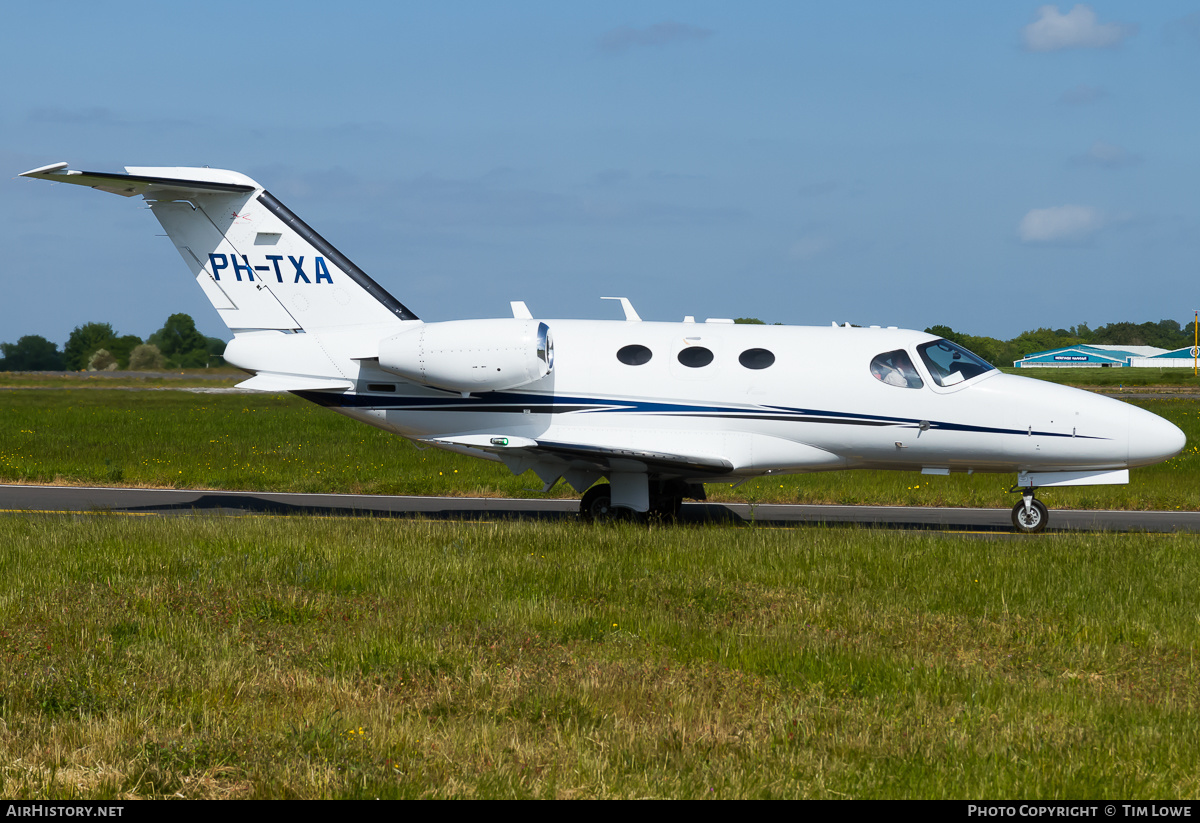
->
xmin=4 ymin=1 xmax=1199 ymax=346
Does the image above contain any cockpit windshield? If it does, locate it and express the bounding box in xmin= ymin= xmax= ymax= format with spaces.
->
xmin=916 ymin=339 xmax=996 ymax=387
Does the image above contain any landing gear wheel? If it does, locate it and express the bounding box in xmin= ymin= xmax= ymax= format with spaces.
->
xmin=1011 ymin=498 xmax=1048 ymax=534
xmin=580 ymin=485 xmax=613 ymax=523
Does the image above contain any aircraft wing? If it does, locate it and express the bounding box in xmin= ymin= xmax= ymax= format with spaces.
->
xmin=416 ymin=434 xmax=733 ymax=475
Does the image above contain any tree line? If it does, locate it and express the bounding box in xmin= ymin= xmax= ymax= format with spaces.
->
xmin=734 ymin=317 xmax=1197 ymax=366
xmin=0 ymin=314 xmax=226 ymax=372
xmin=5 ymin=314 xmax=1194 ymax=372
xmin=924 ymin=319 xmax=1197 ymax=367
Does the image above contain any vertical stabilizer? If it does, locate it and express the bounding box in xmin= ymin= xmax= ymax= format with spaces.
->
xmin=19 ymin=164 xmax=418 ymax=334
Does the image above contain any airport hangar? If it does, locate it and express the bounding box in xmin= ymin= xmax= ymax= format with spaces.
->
xmin=1013 ymin=344 xmax=1200 ymax=369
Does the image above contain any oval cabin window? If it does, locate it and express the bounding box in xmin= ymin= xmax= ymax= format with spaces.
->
xmin=677 ymin=346 xmax=714 ymax=368
xmin=617 ymin=345 xmax=653 ymax=366
xmin=739 ymin=348 xmax=775 ymax=370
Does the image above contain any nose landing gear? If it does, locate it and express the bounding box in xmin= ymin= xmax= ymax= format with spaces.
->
xmin=1010 ymin=487 xmax=1048 ymax=534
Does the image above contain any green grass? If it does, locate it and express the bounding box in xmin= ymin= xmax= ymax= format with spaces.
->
xmin=1000 ymin=366 xmax=1200 ymax=388
xmin=0 ymin=389 xmax=517 ymax=497
xmin=1 ymin=389 xmax=1198 ymax=510
xmin=0 ymin=370 xmax=242 ymax=388
xmin=0 ymin=515 xmax=1197 ymax=798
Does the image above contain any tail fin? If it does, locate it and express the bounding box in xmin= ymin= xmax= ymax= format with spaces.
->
xmin=20 ymin=163 xmax=417 ymax=333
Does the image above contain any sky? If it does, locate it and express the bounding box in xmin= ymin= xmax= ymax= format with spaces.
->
xmin=3 ymin=1 xmax=1199 ymax=346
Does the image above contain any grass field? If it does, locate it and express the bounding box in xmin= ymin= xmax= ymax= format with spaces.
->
xmin=8 ymin=365 xmax=1199 ymax=389
xmin=999 ymin=366 xmax=1200 ymax=389
xmin=0 ymin=515 xmax=1197 ymax=799
xmin=0 ymin=371 xmax=242 ymax=389
xmin=1 ymin=387 xmax=1198 ymax=510
xmin=2 ymin=377 xmax=1199 ymax=799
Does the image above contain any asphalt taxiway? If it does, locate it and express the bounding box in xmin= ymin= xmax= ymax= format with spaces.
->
xmin=2 ymin=484 xmax=1198 ymax=533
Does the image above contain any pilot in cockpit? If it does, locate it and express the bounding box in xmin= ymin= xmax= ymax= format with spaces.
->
xmin=871 ymin=350 xmax=923 ymax=389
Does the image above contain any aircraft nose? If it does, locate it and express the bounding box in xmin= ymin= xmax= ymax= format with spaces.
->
xmin=1127 ymin=405 xmax=1186 ymax=467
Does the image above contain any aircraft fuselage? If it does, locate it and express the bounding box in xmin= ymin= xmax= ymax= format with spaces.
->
xmin=286 ymin=320 xmax=1183 ymax=483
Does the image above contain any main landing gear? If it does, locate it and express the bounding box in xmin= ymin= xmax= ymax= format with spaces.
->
xmin=579 ymin=484 xmax=619 ymax=522
xmin=578 ymin=481 xmax=696 ymax=523
xmin=1010 ymin=487 xmax=1048 ymax=534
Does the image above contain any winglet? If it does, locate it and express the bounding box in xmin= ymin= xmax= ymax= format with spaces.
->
xmin=20 ymin=162 xmax=69 ymax=178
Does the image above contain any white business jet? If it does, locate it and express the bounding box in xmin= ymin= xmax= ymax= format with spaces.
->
xmin=21 ymin=163 xmax=1186 ymax=532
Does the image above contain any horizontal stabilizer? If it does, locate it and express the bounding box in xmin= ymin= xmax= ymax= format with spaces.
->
xmin=19 ymin=163 xmax=256 ymax=197
xmin=236 ymin=374 xmax=353 ymax=393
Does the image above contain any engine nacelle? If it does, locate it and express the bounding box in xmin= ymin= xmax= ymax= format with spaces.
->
xmin=377 ymin=319 xmax=553 ymax=393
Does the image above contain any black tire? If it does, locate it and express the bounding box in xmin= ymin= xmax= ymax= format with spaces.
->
xmin=1011 ymin=499 xmax=1048 ymax=534
xmin=580 ymin=484 xmax=613 ymax=523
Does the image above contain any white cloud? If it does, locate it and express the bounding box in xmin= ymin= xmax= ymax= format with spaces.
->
xmin=1018 ymin=205 xmax=1106 ymax=244
xmin=1022 ymin=5 xmax=1136 ymax=52
xmin=599 ymin=21 xmax=714 ymax=54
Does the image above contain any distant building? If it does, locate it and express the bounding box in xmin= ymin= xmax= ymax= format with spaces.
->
xmin=1128 ymin=346 xmax=1200 ymax=368
xmin=1013 ymin=344 xmax=1168 ymax=368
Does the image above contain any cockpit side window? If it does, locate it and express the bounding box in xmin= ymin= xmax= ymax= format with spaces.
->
xmin=870 ymin=349 xmax=924 ymax=389
xmin=917 ymin=339 xmax=996 ymax=387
